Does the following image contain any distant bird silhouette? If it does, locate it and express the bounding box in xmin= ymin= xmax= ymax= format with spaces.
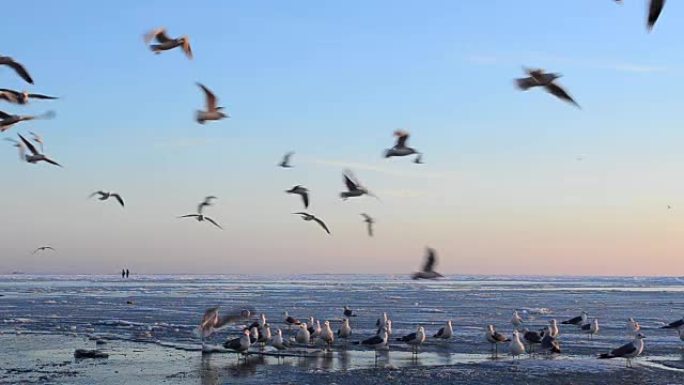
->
xmin=0 ymin=89 xmax=57 ymax=105
xmin=293 ymin=212 xmax=330 ymax=234
xmin=32 ymin=246 xmax=55 ymax=254
xmin=90 ymin=191 xmax=125 ymax=207
xmin=516 ymin=67 xmax=580 ymax=108
xmin=0 ymin=110 xmax=54 ymax=132
xmin=143 ymin=27 xmax=192 ymax=59
xmin=196 ymin=83 xmax=228 ymax=124
xmin=414 ymin=154 xmax=423 ymax=164
xmin=361 ymin=213 xmax=374 ymax=237
xmin=179 ymin=213 xmax=222 ymax=229
xmin=286 ymin=186 xmax=309 ymax=209
xmin=16 ymin=133 xmax=61 ymax=167
xmin=0 ymin=56 xmax=33 ymax=84
xmin=340 ymin=170 xmax=377 ymax=200
xmin=279 ymin=152 xmax=294 ymax=168
xmin=197 ymin=196 xmax=217 ymax=214
xmin=384 ymin=130 xmax=419 ymax=158
xmin=412 ymin=247 xmax=443 ymax=280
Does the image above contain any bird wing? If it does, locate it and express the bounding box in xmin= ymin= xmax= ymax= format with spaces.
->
xmin=17 ymin=134 xmax=39 ymax=155
xmin=28 ymin=93 xmax=58 ymax=100
xmin=283 ymin=152 xmax=293 ymax=163
xmin=610 ymin=341 xmax=637 ymax=357
xmin=197 ymin=83 xmax=217 ymax=111
xmin=144 ymin=28 xmax=171 ymax=43
xmin=361 ymin=213 xmax=371 ymax=221
xmin=42 ymin=157 xmax=62 ymax=167
xmin=312 ymin=216 xmax=331 ymax=234
xmin=301 ymin=191 xmax=309 ymax=209
xmin=423 ymin=248 xmax=436 ymax=272
xmin=292 ymin=212 xmax=308 ymax=217
xmin=648 ymin=0 xmax=665 ymax=30
xmin=89 ymin=191 xmax=105 ymax=199
xmin=514 ymin=77 xmax=537 ymax=90
xmin=343 ymin=171 xmax=359 ymax=191
xmin=182 ymin=37 xmax=193 ymax=59
xmin=0 ymin=57 xmax=33 ymax=84
xmin=544 ymin=82 xmax=580 ymax=108
xmin=562 ymin=315 xmax=581 ymax=325
xmin=362 ymin=335 xmax=384 ymax=345
xmin=434 ymin=327 xmax=444 ymax=338
xmin=367 ymin=222 xmax=373 ymax=237
xmin=111 ymin=193 xmax=125 ymax=207
xmin=204 ymin=216 xmax=223 ymax=229
xmin=0 ymin=110 xmax=12 ymax=119
xmin=179 ymin=214 xmax=200 ymax=218
xmin=215 ymin=308 xmax=254 ymax=329
xmin=394 ymin=130 xmax=409 ymax=148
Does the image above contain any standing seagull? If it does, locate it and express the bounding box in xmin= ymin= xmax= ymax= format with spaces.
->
xmin=486 ymin=325 xmax=510 ymax=358
xmin=515 ymin=67 xmax=580 ymax=108
xmin=286 ymin=186 xmax=309 ymax=209
xmin=195 ymin=83 xmax=228 ymax=124
xmin=412 ymin=247 xmax=443 ymax=280
xmin=581 ymin=319 xmax=600 ymax=340
xmin=293 ymin=212 xmax=330 ymax=234
xmin=396 ymin=325 xmax=426 ymax=355
xmin=32 ymin=246 xmax=55 ymax=254
xmin=433 ymin=320 xmax=453 ymax=340
xmin=598 ymin=333 xmax=646 ymax=368
xmin=511 ymin=311 xmax=524 ymax=330
xmin=223 ymin=329 xmax=252 ymax=356
xmin=143 ymin=28 xmax=192 ymax=59
xmin=0 ymin=89 xmax=57 ymax=105
xmin=338 ymin=318 xmax=352 ymax=340
xmin=0 ymin=56 xmax=33 ymax=84
xmin=90 ymin=191 xmax=125 ymax=207
xmin=509 ymin=330 xmax=526 ymax=359
xmin=0 ymin=110 xmax=54 ymax=132
xmin=361 ymin=213 xmax=375 ymax=237
xmin=384 ymin=130 xmax=420 ymax=159
xmin=562 ymin=311 xmax=588 ymax=327
xmin=16 ymin=134 xmax=61 ymax=167
xmin=540 ymin=328 xmax=562 ymax=354
xmin=522 ymin=328 xmax=543 ymax=353
xmin=279 ymin=152 xmax=294 ymax=168
xmin=340 ymin=170 xmax=377 ymax=200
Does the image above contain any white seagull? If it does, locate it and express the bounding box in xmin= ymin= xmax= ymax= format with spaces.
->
xmin=271 ymin=328 xmax=287 ymax=351
xmin=509 ymin=330 xmax=526 ymax=359
xmin=396 ymin=325 xmax=426 ymax=355
xmin=338 ymin=319 xmax=352 ymax=340
xmin=197 ymin=307 xmax=251 ymax=348
xmin=433 ymin=320 xmax=453 ymax=340
xmin=599 ymin=333 xmax=646 ymax=368
xmin=223 ymin=329 xmax=251 ymax=355
xmin=295 ymin=323 xmax=311 ymax=345
xmin=196 ymin=83 xmax=228 ymax=124
xmin=511 ymin=311 xmax=524 ymax=330
xmin=548 ymin=319 xmax=560 ymax=338
xmin=90 ymin=191 xmax=125 ymax=207
xmin=320 ymin=320 xmax=335 ymax=350
xmin=581 ymin=319 xmax=600 ymax=340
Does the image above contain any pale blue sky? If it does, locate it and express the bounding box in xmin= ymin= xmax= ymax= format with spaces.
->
xmin=2 ymin=1 xmax=683 ymax=275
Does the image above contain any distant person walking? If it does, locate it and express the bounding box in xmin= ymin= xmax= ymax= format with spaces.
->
xmin=121 ymin=269 xmax=125 ymax=279
xmin=126 ymin=269 xmax=130 ymax=278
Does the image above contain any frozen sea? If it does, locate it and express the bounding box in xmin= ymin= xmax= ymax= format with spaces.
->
xmin=1 ymin=274 xmax=683 ymax=384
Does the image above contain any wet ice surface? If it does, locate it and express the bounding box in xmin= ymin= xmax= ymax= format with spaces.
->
xmin=1 ymin=275 xmax=683 ymax=384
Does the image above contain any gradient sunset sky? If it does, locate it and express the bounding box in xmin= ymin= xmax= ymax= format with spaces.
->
xmin=1 ymin=1 xmax=683 ymax=276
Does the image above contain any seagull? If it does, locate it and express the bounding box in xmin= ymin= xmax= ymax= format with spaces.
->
xmin=279 ymin=152 xmax=294 ymax=168
xmin=0 ymin=110 xmax=54 ymax=132
xmin=486 ymin=325 xmax=510 ymax=358
xmin=0 ymin=56 xmax=33 ymax=84
xmin=627 ymin=318 xmax=641 ymax=335
xmin=661 ymin=316 xmax=684 ymax=330
xmin=338 ymin=318 xmax=352 ymax=340
xmin=320 ymin=321 xmax=335 ymax=350
xmin=376 ymin=312 xmax=388 ymax=329
xmin=248 ymin=326 xmax=259 ymax=344
xmin=197 ymin=196 xmax=217 ymax=214
xmin=223 ymin=329 xmax=251 ymax=355
xmin=178 ymin=213 xmax=222 ymax=229
xmin=355 ymin=327 xmax=389 ymax=359
xmin=197 ymin=307 xmax=252 ymax=347
xmin=257 ymin=324 xmax=271 ymax=347
xmin=343 ymin=305 xmax=356 ymax=318
xmin=540 ymin=327 xmax=562 ymax=354
xmin=16 ymin=133 xmax=61 ymax=167
xmin=396 ymin=325 xmax=426 ymax=355
xmin=511 ymin=311 xmax=524 ymax=330
xmin=509 ymin=330 xmax=526 ymax=359
xmin=143 ymin=27 xmax=192 ymax=59
xmin=515 ymin=67 xmax=580 ymax=108
xmin=283 ymin=311 xmax=301 ymax=329
xmin=361 ymin=213 xmax=375 ymax=237
xmin=599 ymin=333 xmax=646 ymax=368
xmin=581 ymin=319 xmax=600 ymax=340
xmin=561 ymin=311 xmax=588 ymax=327
xmin=433 ymin=320 xmax=453 ymax=340
xmin=548 ymin=319 xmax=560 ymax=337
xmin=340 ymin=170 xmax=377 ymax=200
xmin=647 ymin=0 xmax=666 ymax=31
xmin=521 ymin=328 xmax=544 ymax=353
xmin=32 ymin=246 xmax=55 ymax=254
xmin=271 ymin=328 xmax=288 ymax=351
xmin=311 ymin=320 xmax=322 ymax=340
xmin=89 ymin=191 xmax=125 ymax=207
xmin=0 ymin=89 xmax=57 ymax=105
xmin=412 ymin=247 xmax=443 ymax=280
xmin=293 ymin=212 xmax=330 ymax=234
xmin=286 ymin=186 xmax=309 ymax=209
xmin=295 ymin=323 xmax=311 ymax=345
xmin=195 ymin=83 xmax=228 ymax=124
xmin=384 ymin=130 xmax=419 ymax=158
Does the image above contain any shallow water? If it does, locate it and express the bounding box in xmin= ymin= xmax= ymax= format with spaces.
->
xmin=1 ymin=275 xmax=683 ymax=383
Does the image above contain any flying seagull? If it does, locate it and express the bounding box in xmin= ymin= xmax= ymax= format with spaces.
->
xmin=412 ymin=247 xmax=443 ymax=280
xmin=0 ymin=56 xmax=33 ymax=84
xmin=293 ymin=212 xmax=330 ymax=234
xmin=90 ymin=191 xmax=125 ymax=207
xmin=615 ymin=1 xmax=666 ymax=31
xmin=286 ymin=186 xmax=309 ymax=209
xmin=340 ymin=170 xmax=377 ymax=200
xmin=384 ymin=130 xmax=420 ymax=159
xmin=0 ymin=89 xmax=57 ymax=105
xmin=32 ymin=246 xmax=55 ymax=254
xmin=197 ymin=306 xmax=253 ymax=340
xmin=16 ymin=133 xmax=61 ymax=167
xmin=196 ymin=83 xmax=228 ymax=124
xmin=361 ymin=213 xmax=374 ymax=237
xmin=279 ymin=152 xmax=294 ymax=168
xmin=197 ymin=196 xmax=217 ymax=214
xmin=515 ymin=67 xmax=580 ymax=108
xmin=143 ymin=27 xmax=192 ymax=59
xmin=599 ymin=333 xmax=646 ymax=368
xmin=0 ymin=110 xmax=54 ymax=132
xmin=179 ymin=213 xmax=222 ymax=229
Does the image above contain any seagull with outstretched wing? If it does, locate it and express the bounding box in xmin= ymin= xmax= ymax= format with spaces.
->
xmin=412 ymin=247 xmax=443 ymax=280
xmin=196 ymin=83 xmax=228 ymax=124
xmin=293 ymin=212 xmax=330 ymax=234
xmin=0 ymin=56 xmax=33 ymax=84
xmin=90 ymin=191 xmax=125 ymax=207
xmin=144 ymin=27 xmax=192 ymax=59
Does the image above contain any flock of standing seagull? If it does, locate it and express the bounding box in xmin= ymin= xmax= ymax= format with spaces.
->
xmin=1 ymin=0 xmax=679 ymax=370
